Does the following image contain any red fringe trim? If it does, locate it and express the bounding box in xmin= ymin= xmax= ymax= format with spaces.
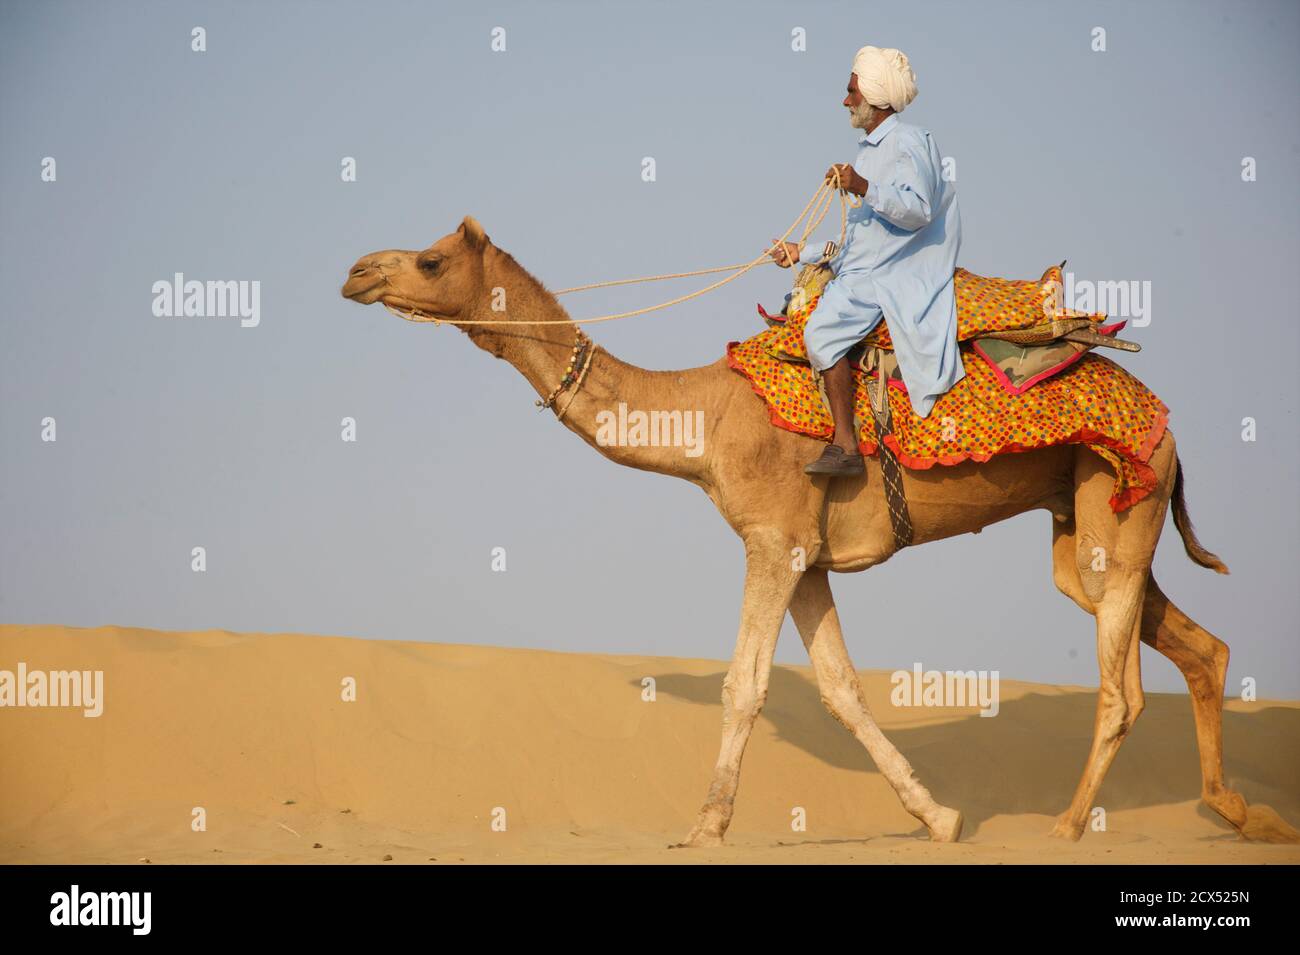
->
xmin=725 ymin=346 xmax=832 ymax=441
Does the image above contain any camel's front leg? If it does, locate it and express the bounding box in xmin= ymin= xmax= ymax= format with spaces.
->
xmin=676 ymin=538 xmax=802 ymax=847
xmin=790 ymin=568 xmax=963 ymax=842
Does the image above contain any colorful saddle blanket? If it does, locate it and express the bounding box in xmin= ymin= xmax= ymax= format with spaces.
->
xmin=727 ymin=265 xmax=1170 ymax=512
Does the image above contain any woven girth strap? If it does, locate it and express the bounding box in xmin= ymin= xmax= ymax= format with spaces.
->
xmin=866 ymin=349 xmax=914 ymax=550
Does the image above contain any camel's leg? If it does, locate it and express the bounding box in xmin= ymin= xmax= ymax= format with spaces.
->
xmin=676 ymin=536 xmax=802 ymax=847
xmin=788 ymin=567 xmax=963 ymax=842
xmin=1141 ymin=576 xmax=1300 ymax=842
xmin=1052 ymin=440 xmax=1300 ymax=843
xmin=1050 ymin=574 xmax=1148 ymax=841
xmin=1050 ymin=447 xmax=1168 ymax=841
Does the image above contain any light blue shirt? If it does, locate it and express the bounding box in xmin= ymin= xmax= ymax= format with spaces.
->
xmin=798 ymin=112 xmax=964 ymax=418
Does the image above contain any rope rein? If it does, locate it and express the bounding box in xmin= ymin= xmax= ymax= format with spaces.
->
xmin=382 ymin=170 xmax=862 ymax=328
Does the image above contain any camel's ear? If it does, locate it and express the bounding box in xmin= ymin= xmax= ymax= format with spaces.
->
xmin=459 ymin=215 xmax=489 ymax=251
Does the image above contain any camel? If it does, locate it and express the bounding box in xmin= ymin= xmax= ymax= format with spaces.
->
xmin=341 ymin=215 xmax=1300 ymax=847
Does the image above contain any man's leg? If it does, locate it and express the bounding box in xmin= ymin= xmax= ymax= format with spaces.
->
xmin=804 ymin=354 xmax=864 ymax=476
xmin=803 ymin=284 xmax=881 ymax=476
xmin=822 ymin=355 xmax=860 ymax=453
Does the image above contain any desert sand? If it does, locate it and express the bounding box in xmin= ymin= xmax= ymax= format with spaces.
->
xmin=1 ymin=623 xmax=1297 ymax=865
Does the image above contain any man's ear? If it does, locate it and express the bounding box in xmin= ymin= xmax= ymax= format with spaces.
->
xmin=459 ymin=215 xmax=489 ymax=251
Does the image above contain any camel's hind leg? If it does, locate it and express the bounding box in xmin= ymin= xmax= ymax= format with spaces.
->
xmin=1049 ymin=443 xmax=1171 ymax=840
xmin=1142 ymin=577 xmax=1300 ymax=842
xmin=1052 ymin=439 xmax=1300 ymax=844
xmin=788 ymin=567 xmax=963 ymax=842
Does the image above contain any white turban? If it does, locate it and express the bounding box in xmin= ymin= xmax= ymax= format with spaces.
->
xmin=852 ymin=46 xmax=918 ymax=113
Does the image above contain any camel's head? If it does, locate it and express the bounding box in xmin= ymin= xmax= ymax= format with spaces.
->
xmin=341 ymin=215 xmax=490 ymax=322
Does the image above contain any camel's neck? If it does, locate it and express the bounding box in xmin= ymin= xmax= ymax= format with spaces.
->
xmin=461 ymin=249 xmax=715 ymax=483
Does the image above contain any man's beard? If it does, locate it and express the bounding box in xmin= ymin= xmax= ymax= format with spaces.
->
xmin=849 ymin=100 xmax=878 ymax=130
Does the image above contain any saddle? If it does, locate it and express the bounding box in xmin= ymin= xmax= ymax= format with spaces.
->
xmin=757 ymin=257 xmax=1139 ymax=396
xmin=731 ymin=256 xmax=1163 ymax=551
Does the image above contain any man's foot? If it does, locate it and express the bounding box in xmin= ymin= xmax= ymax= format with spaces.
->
xmin=804 ymin=444 xmax=865 ymax=476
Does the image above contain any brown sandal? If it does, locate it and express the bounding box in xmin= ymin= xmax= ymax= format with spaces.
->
xmin=804 ymin=444 xmax=865 ymax=476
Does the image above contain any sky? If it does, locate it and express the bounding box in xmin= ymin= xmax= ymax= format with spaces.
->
xmin=1 ymin=0 xmax=1297 ymax=696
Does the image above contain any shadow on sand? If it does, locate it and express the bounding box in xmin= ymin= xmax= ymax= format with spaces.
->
xmin=644 ymin=667 xmax=1300 ymax=838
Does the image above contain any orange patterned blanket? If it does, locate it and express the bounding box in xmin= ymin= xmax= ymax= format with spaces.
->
xmin=727 ymin=271 xmax=1170 ymax=512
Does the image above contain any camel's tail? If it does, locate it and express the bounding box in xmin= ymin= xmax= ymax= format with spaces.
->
xmin=1171 ymin=456 xmax=1229 ymax=574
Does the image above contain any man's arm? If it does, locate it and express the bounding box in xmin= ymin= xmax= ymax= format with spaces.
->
xmin=863 ymin=133 xmax=941 ymax=232
xmin=794 ymin=162 xmax=864 ymax=266
xmin=796 ymin=239 xmax=843 ymax=269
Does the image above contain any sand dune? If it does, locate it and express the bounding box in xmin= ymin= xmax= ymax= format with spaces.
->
xmin=1 ymin=623 xmax=1297 ymax=864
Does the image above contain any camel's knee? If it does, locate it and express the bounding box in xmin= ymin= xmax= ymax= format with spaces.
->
xmin=1201 ymin=637 xmax=1232 ymax=696
xmin=818 ymin=682 xmax=863 ymax=726
xmin=1097 ymin=689 xmax=1140 ymax=743
xmin=1124 ymin=688 xmax=1145 ymax=726
xmin=721 ymin=675 xmax=766 ymax=726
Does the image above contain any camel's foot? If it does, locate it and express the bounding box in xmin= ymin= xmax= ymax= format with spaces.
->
xmin=1204 ymin=787 xmax=1248 ymax=830
xmin=670 ymin=810 xmax=729 ymax=849
xmin=1048 ymin=811 xmax=1086 ymax=842
xmin=1238 ymin=803 xmax=1300 ymax=844
xmin=925 ymin=806 xmax=964 ymax=843
xmin=669 ymin=829 xmax=725 ymax=850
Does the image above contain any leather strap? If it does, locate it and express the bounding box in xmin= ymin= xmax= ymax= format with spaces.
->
xmin=866 ymin=348 xmax=914 ymax=550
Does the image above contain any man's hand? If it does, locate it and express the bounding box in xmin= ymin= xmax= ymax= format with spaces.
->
xmin=824 ymin=163 xmax=868 ymax=197
xmin=767 ymin=239 xmax=802 ymax=268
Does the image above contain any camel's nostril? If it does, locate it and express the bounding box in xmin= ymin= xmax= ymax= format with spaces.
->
xmin=351 ymin=266 xmax=368 ymax=276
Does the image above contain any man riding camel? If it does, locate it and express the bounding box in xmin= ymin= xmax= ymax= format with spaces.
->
xmin=769 ymin=45 xmax=963 ymax=477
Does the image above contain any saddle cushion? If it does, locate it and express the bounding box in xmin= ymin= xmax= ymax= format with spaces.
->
xmin=762 ymin=286 xmax=1128 ymax=397
xmin=971 ymin=329 xmax=1123 ymax=395
xmin=762 ymin=263 xmax=1104 ymax=357
xmin=726 ymin=307 xmax=1170 ymax=513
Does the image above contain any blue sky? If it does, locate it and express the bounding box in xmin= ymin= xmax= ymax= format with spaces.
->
xmin=2 ymin=0 xmax=1297 ymax=695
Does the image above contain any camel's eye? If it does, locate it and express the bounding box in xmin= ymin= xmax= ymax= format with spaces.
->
xmin=419 ymin=257 xmax=442 ymax=274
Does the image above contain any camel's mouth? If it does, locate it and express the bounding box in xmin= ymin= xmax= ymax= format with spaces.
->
xmin=342 ymin=285 xmax=438 ymax=324
xmin=341 ymin=259 xmax=447 ymax=323
xmin=341 ymin=274 xmax=436 ymax=318
xmin=340 ymin=273 xmax=387 ymax=304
